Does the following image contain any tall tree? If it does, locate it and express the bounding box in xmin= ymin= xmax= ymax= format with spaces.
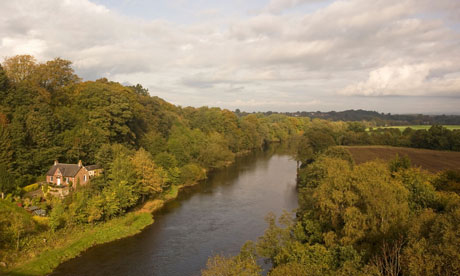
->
xmin=132 ymin=148 xmax=164 ymax=201
xmin=2 ymin=55 xmax=37 ymax=84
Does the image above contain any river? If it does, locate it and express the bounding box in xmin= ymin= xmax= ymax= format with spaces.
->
xmin=51 ymin=146 xmax=298 ymax=276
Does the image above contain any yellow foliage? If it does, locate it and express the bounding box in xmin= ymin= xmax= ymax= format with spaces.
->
xmin=22 ymin=183 xmax=40 ymax=193
xmin=32 ymin=215 xmax=49 ymax=226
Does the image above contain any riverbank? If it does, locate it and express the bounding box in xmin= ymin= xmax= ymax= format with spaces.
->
xmin=48 ymin=148 xmax=299 ymax=276
xmin=6 ymin=212 xmax=153 ymax=276
xmin=3 ymin=145 xmax=284 ymax=276
xmin=4 ymin=182 xmax=188 ymax=276
xmin=4 ymin=158 xmax=233 ymax=275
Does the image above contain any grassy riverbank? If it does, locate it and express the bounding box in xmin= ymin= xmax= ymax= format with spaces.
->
xmin=6 ymin=212 xmax=153 ymax=276
xmin=3 ymin=181 xmax=197 ymax=276
xmin=3 ymin=146 xmax=277 ymax=276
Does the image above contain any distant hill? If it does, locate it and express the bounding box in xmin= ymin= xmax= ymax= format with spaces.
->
xmin=241 ymin=109 xmax=460 ymax=126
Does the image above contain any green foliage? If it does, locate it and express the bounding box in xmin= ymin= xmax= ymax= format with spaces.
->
xmin=433 ymin=170 xmax=460 ymax=194
xmin=49 ymin=200 xmax=66 ymax=231
xmin=0 ymin=55 xmax=324 ymax=273
xmin=322 ymin=147 xmax=354 ymax=165
xmin=201 ymin=253 xmax=262 ymax=276
xmin=22 ymin=183 xmax=40 ymax=193
xmin=0 ymin=200 xmax=36 ymax=251
xmin=154 ymin=152 xmax=178 ymax=169
xmin=389 ymin=154 xmax=411 ymax=174
xmin=0 ymin=163 xmax=15 ymax=197
xmin=8 ymin=212 xmax=153 ymax=276
xmin=132 ymin=148 xmax=164 ymax=200
xmin=0 ymin=64 xmax=9 ymax=93
xmin=206 ymin=137 xmax=460 ymax=275
xmin=140 ymin=130 xmax=167 ymax=156
xmin=0 ymin=124 xmax=13 ymax=168
xmin=367 ymin=125 xmax=460 ymax=151
xmin=297 ymin=127 xmax=337 ymax=163
xmin=180 ymin=163 xmax=206 ymax=186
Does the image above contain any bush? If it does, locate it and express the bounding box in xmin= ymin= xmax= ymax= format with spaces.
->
xmin=22 ymin=183 xmax=40 ymax=193
xmin=180 ymin=163 xmax=206 ymax=185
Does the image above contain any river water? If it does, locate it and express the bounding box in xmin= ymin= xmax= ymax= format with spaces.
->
xmin=51 ymin=146 xmax=298 ymax=276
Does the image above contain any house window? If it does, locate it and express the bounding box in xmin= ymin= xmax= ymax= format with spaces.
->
xmin=50 ymin=176 xmax=53 ymax=182
xmin=84 ymin=175 xmax=87 ymax=182
xmin=65 ymin=177 xmax=69 ymax=183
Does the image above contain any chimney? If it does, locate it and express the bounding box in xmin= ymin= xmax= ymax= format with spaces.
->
xmin=78 ymin=160 xmax=82 ymax=167
xmin=54 ymin=160 xmax=58 ymax=165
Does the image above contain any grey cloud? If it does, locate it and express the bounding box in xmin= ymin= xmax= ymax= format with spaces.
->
xmin=1 ymin=0 xmax=459 ymax=113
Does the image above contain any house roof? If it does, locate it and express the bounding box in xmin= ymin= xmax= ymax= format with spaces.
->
xmin=46 ymin=164 xmax=82 ymax=177
xmin=85 ymin=165 xmax=102 ymax=171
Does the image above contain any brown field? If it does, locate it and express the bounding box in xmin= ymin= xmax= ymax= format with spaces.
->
xmin=343 ymin=146 xmax=460 ymax=173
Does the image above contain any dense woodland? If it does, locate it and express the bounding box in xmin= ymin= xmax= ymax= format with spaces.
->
xmin=202 ymin=122 xmax=460 ymax=276
xmin=0 ymin=55 xmax=311 ymax=269
xmin=0 ymin=55 xmax=459 ymax=275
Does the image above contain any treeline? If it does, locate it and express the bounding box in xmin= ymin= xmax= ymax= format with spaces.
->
xmin=255 ymin=109 xmax=460 ymax=126
xmin=367 ymin=125 xmax=460 ymax=151
xmin=295 ymin=121 xmax=460 ymax=158
xmin=0 ymin=55 xmax=310 ymax=196
xmin=0 ymin=55 xmax=310 ymax=265
xmin=202 ymin=129 xmax=460 ymax=275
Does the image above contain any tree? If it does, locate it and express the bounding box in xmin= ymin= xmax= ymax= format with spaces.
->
xmin=180 ymin=163 xmax=206 ymax=186
xmin=201 ymin=254 xmax=261 ymax=276
xmin=86 ymin=194 xmax=105 ymax=223
xmin=128 ymin=83 xmax=149 ymax=96
xmin=0 ymin=64 xmax=9 ymax=101
xmin=0 ymin=124 xmax=13 ymax=168
xmin=0 ymin=164 xmax=14 ymax=199
xmin=49 ymin=200 xmax=66 ymax=231
xmin=132 ymin=148 xmax=163 ymax=201
xmin=33 ymin=57 xmax=80 ymax=93
xmin=296 ymin=129 xmax=336 ymax=163
xmin=388 ymin=154 xmax=411 ymax=174
xmin=104 ymin=151 xmax=139 ymax=214
xmin=2 ymin=55 xmax=37 ymax=84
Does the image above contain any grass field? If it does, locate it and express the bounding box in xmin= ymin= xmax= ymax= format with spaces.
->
xmin=367 ymin=125 xmax=460 ymax=131
xmin=344 ymin=146 xmax=460 ymax=172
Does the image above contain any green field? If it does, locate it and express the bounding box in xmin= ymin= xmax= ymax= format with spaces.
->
xmin=368 ymin=125 xmax=460 ymax=131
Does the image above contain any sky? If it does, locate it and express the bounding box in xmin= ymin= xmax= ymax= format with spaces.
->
xmin=1 ymin=0 xmax=460 ymax=114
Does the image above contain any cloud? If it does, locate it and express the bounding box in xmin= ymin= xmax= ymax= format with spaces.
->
xmin=264 ymin=0 xmax=325 ymax=14
xmin=1 ymin=0 xmax=460 ymax=113
xmin=339 ymin=62 xmax=460 ymax=97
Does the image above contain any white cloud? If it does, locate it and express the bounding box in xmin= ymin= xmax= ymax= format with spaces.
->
xmin=1 ymin=0 xmax=460 ymax=113
xmin=339 ymin=62 xmax=460 ymax=96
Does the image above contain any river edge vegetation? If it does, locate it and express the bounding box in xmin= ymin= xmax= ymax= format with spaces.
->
xmin=0 ymin=55 xmax=312 ymax=275
xmin=1 ymin=55 xmax=460 ymax=275
xmin=201 ymin=121 xmax=460 ymax=275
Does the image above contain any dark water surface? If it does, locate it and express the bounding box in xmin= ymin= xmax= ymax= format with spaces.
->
xmin=51 ymin=146 xmax=298 ymax=276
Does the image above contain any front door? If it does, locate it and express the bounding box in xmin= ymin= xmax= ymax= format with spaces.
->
xmin=57 ymin=177 xmax=61 ymax=186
